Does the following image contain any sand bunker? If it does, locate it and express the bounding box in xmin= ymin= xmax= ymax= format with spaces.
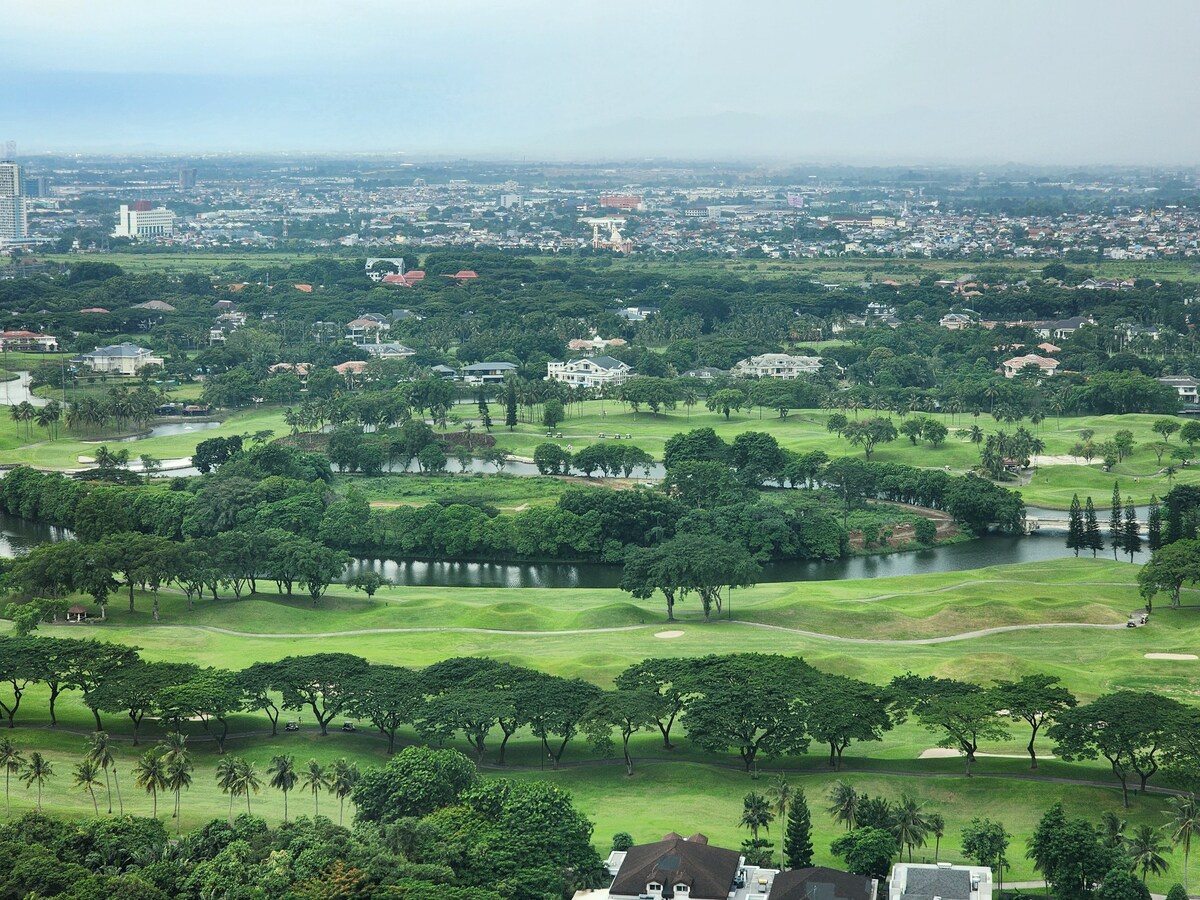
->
xmin=919 ymin=748 xmax=1054 ymax=760
xmin=654 ymin=630 xmax=685 ymax=639
xmin=1145 ymin=653 xmax=1198 ymax=660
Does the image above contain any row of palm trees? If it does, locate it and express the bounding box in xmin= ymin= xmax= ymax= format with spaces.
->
xmin=8 ymin=400 xmax=62 ymax=441
xmin=0 ymin=735 xmax=361 ymax=831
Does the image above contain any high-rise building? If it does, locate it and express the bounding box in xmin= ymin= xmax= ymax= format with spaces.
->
xmin=0 ymin=161 xmax=28 ymax=241
xmin=179 ymin=166 xmax=197 ymax=190
xmin=28 ymin=176 xmax=50 ymax=199
xmin=114 ymin=203 xmax=176 ymax=239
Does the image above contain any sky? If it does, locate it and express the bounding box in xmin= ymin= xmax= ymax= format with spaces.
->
xmin=3 ymin=0 xmax=1199 ymax=165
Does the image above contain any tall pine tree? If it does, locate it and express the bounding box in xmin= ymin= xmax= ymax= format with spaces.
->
xmin=477 ymin=394 xmax=493 ymax=432
xmin=1109 ymin=481 xmax=1124 ymax=561
xmin=784 ymin=789 xmax=814 ymax=870
xmin=1084 ymin=496 xmax=1104 ymax=557
xmin=1123 ymin=497 xmax=1143 ymax=562
xmin=1066 ymin=494 xmax=1084 ymax=556
xmin=504 ymin=381 xmax=518 ymax=430
xmin=1147 ymin=495 xmax=1162 ymax=551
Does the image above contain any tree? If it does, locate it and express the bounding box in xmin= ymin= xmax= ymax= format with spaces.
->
xmin=329 ymin=758 xmax=360 ymax=827
xmin=0 ymin=737 xmax=22 ymax=817
xmin=1101 ymin=868 xmax=1152 ymax=900
xmin=543 ymin=398 xmax=565 ymax=430
xmin=215 ymin=756 xmax=242 ymax=823
xmin=416 ymin=442 xmax=447 ymax=475
xmin=504 ymin=381 xmax=518 ymax=430
xmin=1167 ymin=794 xmax=1200 ymax=894
xmin=275 ymin=654 xmax=370 ymax=736
xmin=482 ymin=446 xmax=508 ymax=473
xmin=707 ymin=388 xmax=747 ymax=420
xmin=806 ymin=675 xmax=894 ymax=770
xmin=88 ymin=660 xmax=198 ymax=745
xmin=785 ymin=789 xmax=814 ymax=869
xmin=1139 ymin=540 xmax=1200 ymax=610
xmin=302 ymin=759 xmax=329 ymax=818
xmin=908 ymin=682 xmax=1010 ymax=776
xmin=86 ymin=731 xmax=121 ymax=815
xmin=1124 ymin=497 xmax=1143 ymax=562
xmin=267 ymin=754 xmax=298 ymax=822
xmin=842 ymin=417 xmax=898 ymax=460
xmin=1155 ymin=419 xmax=1182 ymax=443
xmin=740 ymin=791 xmax=774 ymax=841
xmin=1111 ymin=482 xmax=1125 ymax=561
xmin=1027 ymin=804 xmax=1121 ymax=900
xmin=831 ymin=826 xmax=898 ymax=880
xmin=1127 ymin=824 xmax=1170 ymax=882
xmin=928 ymin=813 xmax=946 ymax=862
xmin=133 ymin=750 xmax=168 ymax=818
xmin=346 ymin=664 xmax=423 ymax=753
xmin=1148 ymin=496 xmax=1164 ymax=552
xmin=351 ymin=746 xmax=477 ymax=825
xmin=20 ymin=752 xmax=52 ymax=810
xmin=1085 ymin=496 xmax=1105 ymax=557
xmin=583 ymin=689 xmax=660 ymax=776
xmin=615 ymin=658 xmax=689 ymax=750
xmin=348 ymin=570 xmax=389 ymax=600
xmin=160 ymin=732 xmax=192 ymax=833
xmin=1050 ymin=691 xmax=1190 ymax=806
xmin=924 ymin=420 xmax=949 ymax=447
xmin=233 ymin=757 xmax=261 ymax=816
xmin=892 ymin=793 xmax=929 ymax=862
xmin=961 ymin=818 xmax=1010 ymax=880
xmin=994 ymin=674 xmax=1077 ymax=769
xmin=827 ymin=780 xmax=860 ymax=831
xmin=1067 ymin=494 xmax=1085 ymax=556
xmin=73 ymin=759 xmax=102 ymax=815
xmin=157 ymin=669 xmax=246 ymax=753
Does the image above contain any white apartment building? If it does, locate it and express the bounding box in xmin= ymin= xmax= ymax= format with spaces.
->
xmin=0 ymin=161 xmax=28 ymax=242
xmin=114 ymin=204 xmax=176 ymax=239
xmin=546 ymin=355 xmax=632 ymax=389
xmin=733 ymin=353 xmax=826 ymax=379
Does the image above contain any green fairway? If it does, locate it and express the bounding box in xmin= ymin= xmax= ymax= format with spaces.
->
xmin=340 ymin=471 xmax=570 ymax=510
xmin=1 ymin=558 xmax=1197 ymax=887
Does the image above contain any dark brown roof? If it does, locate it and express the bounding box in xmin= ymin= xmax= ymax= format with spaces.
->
xmin=609 ymin=835 xmax=739 ymax=899
xmin=771 ymin=867 xmax=876 ymax=900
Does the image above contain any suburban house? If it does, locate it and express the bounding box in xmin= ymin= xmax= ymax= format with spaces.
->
xmin=578 ymin=832 xmax=775 ymax=900
xmin=888 ymin=863 xmax=993 ymax=900
xmin=1033 ymin=316 xmax=1093 ymax=341
xmin=1001 ymin=353 xmax=1059 ymax=378
xmin=392 ymin=308 xmax=424 ymax=322
xmin=346 ymin=314 xmax=390 ymax=345
xmin=268 ymin=362 xmax=311 ymax=389
xmin=546 ymin=355 xmax=632 ymax=388
xmin=569 ymin=335 xmax=628 ymax=351
xmin=73 ymin=343 xmax=164 ymax=376
xmin=461 ymin=361 xmax=518 ymax=385
xmin=613 ymin=306 xmax=660 ymax=322
xmin=733 ymin=353 xmax=827 ymax=379
xmin=1159 ymin=375 xmax=1200 ymax=404
xmin=771 ymin=867 xmax=878 ymax=900
xmin=939 ymin=312 xmax=974 ymax=330
xmin=0 ymin=330 xmax=57 ymax=352
xmin=360 ymin=342 xmax=415 ymax=359
xmin=131 ymin=300 xmax=176 ymax=312
xmin=683 ymin=366 xmax=728 ymax=380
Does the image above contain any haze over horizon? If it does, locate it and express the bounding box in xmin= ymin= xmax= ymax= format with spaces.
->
xmin=4 ymin=0 xmax=1199 ymax=166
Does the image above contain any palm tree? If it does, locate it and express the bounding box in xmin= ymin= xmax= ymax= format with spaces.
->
xmin=1100 ymin=810 xmax=1127 ymax=850
xmin=891 ymin=793 xmax=929 ymax=862
xmin=928 ymin=813 xmax=945 ymax=862
xmin=236 ymin=758 xmax=261 ymax=816
xmin=739 ymin=791 xmax=774 ymax=842
xmin=20 ymin=752 xmax=53 ymax=810
xmin=330 ymin=759 xmax=360 ymax=826
xmin=1168 ymin=795 xmax=1200 ymax=894
xmin=216 ymin=757 xmax=242 ymax=823
xmin=767 ymin=775 xmax=793 ymax=825
xmin=134 ymin=750 xmax=168 ymax=818
xmin=86 ymin=732 xmax=121 ymax=814
xmin=1128 ymin=824 xmax=1170 ymax=883
xmin=160 ymin=733 xmax=192 ymax=832
xmin=302 ymin=759 xmax=329 ymax=818
xmin=267 ymin=754 xmax=298 ymax=822
xmin=1 ymin=738 xmax=23 ymax=817
xmin=827 ymin=780 xmax=859 ymax=831
xmin=73 ymin=759 xmax=103 ymax=815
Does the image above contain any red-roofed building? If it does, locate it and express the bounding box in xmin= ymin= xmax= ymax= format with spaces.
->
xmin=0 ymin=330 xmax=58 ymax=351
xmin=440 ymin=270 xmax=478 ymax=282
xmin=79 ymin=307 xmax=110 ymax=314
xmin=293 ymin=283 xmax=314 ymax=293
xmin=382 ymin=271 xmax=426 ymax=286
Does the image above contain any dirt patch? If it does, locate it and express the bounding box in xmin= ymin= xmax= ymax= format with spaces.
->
xmin=848 ymin=501 xmax=960 ymax=550
xmin=1145 ymin=653 xmax=1199 ymax=661
xmin=654 ymin=630 xmax=685 ymax=639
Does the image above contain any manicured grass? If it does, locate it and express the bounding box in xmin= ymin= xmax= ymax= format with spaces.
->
xmin=37 ymin=251 xmax=334 ymax=274
xmin=1 ymin=558 xmax=1197 ymax=886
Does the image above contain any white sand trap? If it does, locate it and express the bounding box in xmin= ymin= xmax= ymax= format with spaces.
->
xmin=655 ymin=630 xmax=685 ymax=639
xmin=1030 ymin=454 xmax=1089 ymax=466
xmin=919 ymin=748 xmax=1054 ymax=760
xmin=1145 ymin=653 xmax=1199 ymax=660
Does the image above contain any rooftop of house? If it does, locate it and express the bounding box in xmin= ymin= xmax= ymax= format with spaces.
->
xmin=608 ymin=833 xmax=740 ymax=899
xmin=462 ymin=361 xmax=518 ymax=372
xmin=769 ymin=866 xmax=876 ymax=900
xmin=78 ymin=342 xmax=156 ymax=358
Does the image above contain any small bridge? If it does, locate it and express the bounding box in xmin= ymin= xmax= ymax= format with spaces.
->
xmin=1022 ymin=515 xmax=1147 ymax=535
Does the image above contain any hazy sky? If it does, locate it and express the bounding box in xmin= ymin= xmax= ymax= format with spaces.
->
xmin=4 ymin=0 xmax=1199 ymax=164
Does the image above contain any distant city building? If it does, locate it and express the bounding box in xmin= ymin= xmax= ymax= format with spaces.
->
xmin=499 ymin=193 xmax=522 ymax=208
xmin=0 ymin=161 xmax=28 ymax=241
xmin=27 ymin=176 xmax=50 ymax=199
xmin=600 ymin=194 xmax=643 ymax=211
xmin=179 ymin=166 xmax=198 ymax=190
xmin=546 ymin=355 xmax=632 ymax=388
xmin=592 ymin=222 xmax=633 ymax=253
xmin=733 ymin=353 xmax=826 ymax=379
xmin=114 ymin=203 xmax=176 ymax=239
